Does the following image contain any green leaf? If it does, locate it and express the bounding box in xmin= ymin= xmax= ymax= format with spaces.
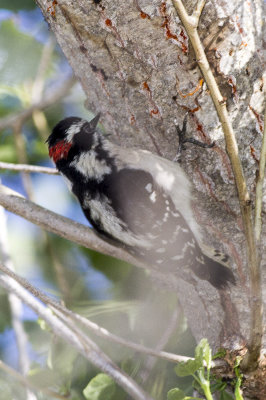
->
xmin=83 ymin=374 xmax=116 ymax=400
xmin=195 ymin=339 xmax=212 ymax=369
xmin=167 ymin=388 xmax=186 ymax=400
xmin=0 ymin=0 xmax=36 ymax=11
xmin=220 ymin=390 xmax=234 ymax=400
xmin=175 ymin=359 xmax=201 ymax=377
xmin=213 ymin=348 xmax=226 ymax=360
xmin=210 ymin=379 xmax=227 ymax=392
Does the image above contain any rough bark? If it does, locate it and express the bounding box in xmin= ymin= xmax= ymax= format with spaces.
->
xmin=34 ymin=0 xmax=265 ymax=395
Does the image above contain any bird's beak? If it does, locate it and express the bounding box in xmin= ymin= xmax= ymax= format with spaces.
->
xmin=89 ymin=113 xmax=101 ymax=132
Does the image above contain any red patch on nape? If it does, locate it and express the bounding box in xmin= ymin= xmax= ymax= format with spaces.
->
xmin=49 ymin=140 xmax=72 ymax=163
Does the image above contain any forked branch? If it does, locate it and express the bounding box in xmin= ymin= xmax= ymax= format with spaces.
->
xmin=0 ymin=267 xmax=153 ymax=400
xmin=0 ymin=262 xmax=203 ymax=366
xmin=171 ymin=0 xmax=263 ymax=370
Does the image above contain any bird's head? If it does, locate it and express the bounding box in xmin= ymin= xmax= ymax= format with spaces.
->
xmin=47 ymin=114 xmax=101 ymax=164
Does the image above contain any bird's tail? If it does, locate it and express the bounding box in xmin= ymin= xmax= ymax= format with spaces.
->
xmin=192 ymin=253 xmax=236 ymax=289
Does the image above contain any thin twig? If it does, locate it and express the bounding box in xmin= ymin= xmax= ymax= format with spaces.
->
xmin=0 ymin=261 xmax=226 ymax=369
xmin=0 ymin=262 xmax=209 ymax=367
xmin=0 ymin=271 xmax=154 ymax=400
xmin=0 ymin=161 xmax=58 ymax=175
xmin=192 ymin=0 xmax=206 ymax=25
xmin=0 ymin=360 xmax=69 ymax=400
xmin=171 ymin=0 xmax=262 ymax=371
xmin=254 ymin=107 xmax=266 ymax=242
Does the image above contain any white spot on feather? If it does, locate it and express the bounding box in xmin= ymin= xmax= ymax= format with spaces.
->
xmin=171 ymin=254 xmax=184 ymax=261
xmin=149 ymin=191 xmax=156 ymax=202
xmin=155 ymin=163 xmax=175 ymax=191
xmin=145 ymin=183 xmax=152 ymax=193
xmin=171 ymin=241 xmax=195 ymax=261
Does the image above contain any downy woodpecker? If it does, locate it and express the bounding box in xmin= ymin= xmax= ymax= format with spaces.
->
xmin=47 ymin=114 xmax=235 ymax=289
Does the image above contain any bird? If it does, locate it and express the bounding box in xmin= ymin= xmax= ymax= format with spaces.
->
xmin=47 ymin=113 xmax=235 ymax=289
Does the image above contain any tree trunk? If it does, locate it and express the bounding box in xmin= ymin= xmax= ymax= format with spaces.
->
xmin=35 ymin=0 xmax=265 ymax=397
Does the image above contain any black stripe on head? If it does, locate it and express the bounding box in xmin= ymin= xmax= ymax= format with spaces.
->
xmin=46 ymin=117 xmax=83 ymax=147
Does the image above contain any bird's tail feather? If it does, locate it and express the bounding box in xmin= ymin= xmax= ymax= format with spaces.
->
xmin=193 ymin=254 xmax=236 ymax=289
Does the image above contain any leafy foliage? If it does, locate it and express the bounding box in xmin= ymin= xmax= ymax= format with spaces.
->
xmin=169 ymin=339 xmax=240 ymax=400
xmin=167 ymin=388 xmax=190 ymax=400
xmin=83 ymin=374 xmax=116 ymax=400
xmin=175 ymin=359 xmax=202 ymax=377
xmin=233 ymin=358 xmax=244 ymax=400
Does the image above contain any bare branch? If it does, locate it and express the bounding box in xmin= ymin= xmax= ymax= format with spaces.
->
xmin=171 ymin=2 xmax=252 ymax=215
xmin=0 ymin=161 xmax=58 ymax=175
xmin=171 ymin=0 xmax=263 ymax=371
xmin=0 ymin=262 xmax=225 ymax=370
xmin=254 ymin=107 xmax=266 ymax=243
xmin=192 ymin=0 xmax=206 ymax=26
xmin=0 ymin=270 xmax=154 ymax=400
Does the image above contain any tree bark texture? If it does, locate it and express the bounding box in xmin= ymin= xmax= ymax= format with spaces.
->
xmin=36 ymin=0 xmax=265 ymax=366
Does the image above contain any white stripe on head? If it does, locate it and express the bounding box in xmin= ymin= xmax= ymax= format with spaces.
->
xmin=65 ymin=121 xmax=86 ymax=142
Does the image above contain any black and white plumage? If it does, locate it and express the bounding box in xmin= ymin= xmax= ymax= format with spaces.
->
xmin=47 ymin=114 xmax=235 ymax=289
